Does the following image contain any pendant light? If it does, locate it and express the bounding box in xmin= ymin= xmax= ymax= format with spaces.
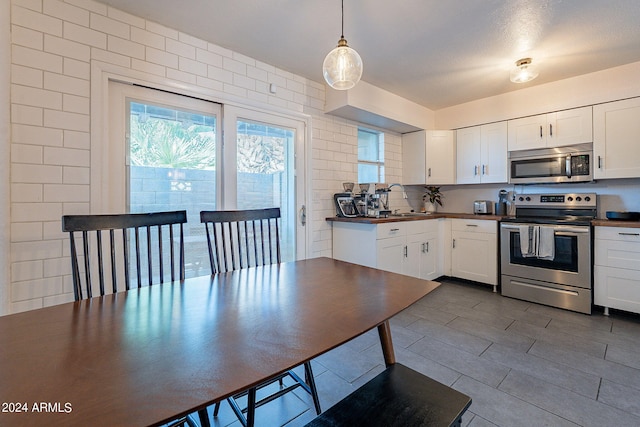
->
xmin=510 ymin=58 xmax=539 ymax=83
xmin=322 ymin=0 xmax=363 ymax=90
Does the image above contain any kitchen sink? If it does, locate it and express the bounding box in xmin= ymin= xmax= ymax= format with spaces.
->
xmin=389 ymin=212 xmax=432 ymax=217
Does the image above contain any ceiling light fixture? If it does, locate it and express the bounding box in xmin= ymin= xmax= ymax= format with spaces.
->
xmin=322 ymin=0 xmax=363 ymax=90
xmin=510 ymin=57 xmax=539 ymax=83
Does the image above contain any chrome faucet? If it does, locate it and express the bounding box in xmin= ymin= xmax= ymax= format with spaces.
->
xmin=388 ymin=183 xmax=408 ymax=199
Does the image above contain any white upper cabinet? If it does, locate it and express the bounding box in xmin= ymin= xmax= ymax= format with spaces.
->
xmin=508 ymin=106 xmax=592 ymax=151
xmin=594 ymin=97 xmax=640 ymax=179
xmin=402 ymin=130 xmax=456 ymax=185
xmin=456 ymin=122 xmax=507 ymax=184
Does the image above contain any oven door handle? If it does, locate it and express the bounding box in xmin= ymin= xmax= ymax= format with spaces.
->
xmin=500 ymin=224 xmax=589 ymax=234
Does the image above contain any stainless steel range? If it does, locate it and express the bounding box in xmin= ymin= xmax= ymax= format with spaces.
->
xmin=500 ymin=193 xmax=597 ymax=314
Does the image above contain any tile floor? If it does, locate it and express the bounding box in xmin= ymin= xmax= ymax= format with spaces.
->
xmin=204 ymin=278 xmax=640 ymax=427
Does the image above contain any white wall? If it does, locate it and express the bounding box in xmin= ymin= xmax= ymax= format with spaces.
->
xmin=435 ymin=61 xmax=640 ymax=129
xmin=1 ymin=0 xmax=10 ymax=316
xmin=6 ymin=0 xmax=364 ymax=313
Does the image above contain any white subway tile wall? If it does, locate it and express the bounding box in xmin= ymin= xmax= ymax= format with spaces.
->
xmin=8 ymin=0 xmax=403 ymax=313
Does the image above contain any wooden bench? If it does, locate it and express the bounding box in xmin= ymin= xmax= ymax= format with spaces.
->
xmin=305 ymin=363 xmax=471 ymax=427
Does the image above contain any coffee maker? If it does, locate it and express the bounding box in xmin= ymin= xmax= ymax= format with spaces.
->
xmin=334 ymin=192 xmax=358 ymax=217
xmin=496 ymin=189 xmax=512 ymax=216
xmin=334 ymin=182 xmax=361 ymax=217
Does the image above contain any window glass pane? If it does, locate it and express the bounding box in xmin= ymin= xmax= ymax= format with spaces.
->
xmin=358 ymin=129 xmax=379 ymax=162
xmin=236 ymin=120 xmax=295 ymax=262
xmin=128 ymin=100 xmax=217 ymax=279
xmin=358 ymin=128 xmax=384 ymax=182
xmin=358 ymin=163 xmax=379 ymax=183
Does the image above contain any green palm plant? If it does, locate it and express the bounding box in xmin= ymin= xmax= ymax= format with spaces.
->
xmin=130 ymin=118 xmax=216 ymax=169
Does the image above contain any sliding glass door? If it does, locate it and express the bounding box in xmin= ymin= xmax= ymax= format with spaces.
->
xmin=223 ymin=106 xmax=306 ymax=262
xmin=109 ymin=83 xmax=307 ymax=278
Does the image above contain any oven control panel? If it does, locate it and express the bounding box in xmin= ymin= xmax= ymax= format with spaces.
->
xmin=515 ymin=193 xmax=597 ymax=208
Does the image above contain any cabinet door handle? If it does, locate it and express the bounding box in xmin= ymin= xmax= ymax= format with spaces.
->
xmin=618 ymin=232 xmax=640 ymax=236
xmin=421 ymin=243 xmax=425 ymax=253
xmin=428 ymin=167 xmax=432 ymax=177
xmin=474 ymin=165 xmax=478 ymax=176
xmin=598 ymin=155 xmax=602 ymax=169
xmin=426 ymin=241 xmax=429 ymax=252
xmin=452 ymin=239 xmax=456 ymax=249
xmin=482 ymin=164 xmax=486 ymax=175
xmin=549 ymin=123 xmax=553 ymax=137
xmin=404 ymin=245 xmax=408 ymax=257
xmin=540 ymin=125 xmax=543 ymax=138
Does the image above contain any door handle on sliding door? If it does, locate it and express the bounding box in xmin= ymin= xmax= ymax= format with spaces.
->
xmin=300 ymin=205 xmax=306 ymax=226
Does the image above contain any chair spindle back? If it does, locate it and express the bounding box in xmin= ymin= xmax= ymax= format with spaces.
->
xmin=62 ymin=211 xmax=187 ymax=301
xmin=200 ymin=208 xmax=281 ymax=274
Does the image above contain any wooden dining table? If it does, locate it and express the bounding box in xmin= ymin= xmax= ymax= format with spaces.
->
xmin=0 ymin=257 xmax=439 ymax=427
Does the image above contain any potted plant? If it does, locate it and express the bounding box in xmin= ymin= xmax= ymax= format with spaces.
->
xmin=423 ymin=186 xmax=443 ymax=213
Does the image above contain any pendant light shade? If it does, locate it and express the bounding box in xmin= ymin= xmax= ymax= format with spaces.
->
xmin=323 ymin=1 xmax=363 ymax=90
xmin=510 ymin=58 xmax=539 ymax=83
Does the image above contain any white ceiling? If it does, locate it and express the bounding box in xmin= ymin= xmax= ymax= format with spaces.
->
xmin=96 ymin=0 xmax=640 ymax=110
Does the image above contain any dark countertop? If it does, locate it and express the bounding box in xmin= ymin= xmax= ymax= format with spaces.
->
xmin=592 ymin=219 xmax=640 ymax=228
xmin=326 ymin=212 xmax=508 ymax=224
xmin=328 ymin=214 xmax=640 ymax=228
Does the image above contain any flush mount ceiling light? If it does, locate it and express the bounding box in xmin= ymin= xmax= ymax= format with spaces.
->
xmin=322 ymin=0 xmax=363 ymax=90
xmin=510 ymin=57 xmax=539 ymax=83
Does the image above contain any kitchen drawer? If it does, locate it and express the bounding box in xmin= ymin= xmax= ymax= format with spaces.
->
xmin=422 ymin=218 xmax=440 ymax=233
xmin=594 ymin=265 xmax=640 ymax=313
xmin=595 ymin=226 xmax=640 ymax=242
xmin=451 ymin=219 xmax=496 ymax=233
xmin=376 ymin=222 xmax=407 ymax=239
xmin=595 ymin=238 xmax=640 ymax=271
xmin=406 ymin=220 xmax=428 ymax=235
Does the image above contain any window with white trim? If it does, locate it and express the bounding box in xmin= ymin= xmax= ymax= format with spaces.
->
xmin=357 ymin=128 xmax=384 ymax=183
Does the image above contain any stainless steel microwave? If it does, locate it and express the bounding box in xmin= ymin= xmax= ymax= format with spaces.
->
xmin=508 ymin=144 xmax=593 ymax=184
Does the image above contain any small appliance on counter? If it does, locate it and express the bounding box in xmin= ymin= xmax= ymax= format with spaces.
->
xmin=365 ymin=183 xmax=392 ymax=218
xmin=334 ymin=192 xmax=358 ymax=217
xmin=334 ymin=183 xmax=393 ymax=218
xmin=495 ymin=190 xmax=509 ymax=215
xmin=474 ymin=200 xmax=493 ymax=214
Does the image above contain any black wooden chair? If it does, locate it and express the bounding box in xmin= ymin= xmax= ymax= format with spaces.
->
xmin=62 ymin=210 xmax=211 ymax=427
xmin=200 ymin=208 xmax=322 ymax=427
xmin=62 ymin=211 xmax=188 ymax=300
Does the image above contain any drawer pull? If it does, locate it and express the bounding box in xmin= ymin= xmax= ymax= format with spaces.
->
xmin=618 ymin=232 xmax=640 ymax=236
xmin=466 ymin=224 xmax=478 ymax=227
xmin=390 ymin=228 xmax=400 ymax=232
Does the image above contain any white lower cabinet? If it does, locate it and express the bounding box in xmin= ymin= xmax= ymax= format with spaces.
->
xmin=332 ymin=218 xmax=498 ymax=287
xmin=332 ymin=219 xmax=443 ymax=281
xmin=450 ymin=219 xmax=498 ymax=291
xmin=594 ymin=226 xmax=640 ymax=315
